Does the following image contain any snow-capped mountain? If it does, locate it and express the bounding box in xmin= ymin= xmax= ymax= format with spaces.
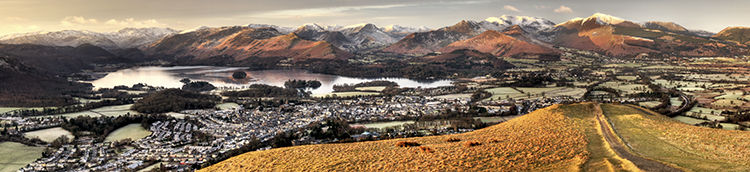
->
xmin=340 ymin=23 xmax=399 ymax=49
xmin=381 ymin=25 xmax=431 ymax=39
xmin=481 ymin=15 xmax=556 ymax=32
xmin=0 ymin=27 xmax=178 ymax=50
xmin=104 ymin=27 xmax=178 ymax=49
xmin=247 ymin=24 xmax=295 ymax=34
xmin=0 ymin=30 xmax=120 ymax=50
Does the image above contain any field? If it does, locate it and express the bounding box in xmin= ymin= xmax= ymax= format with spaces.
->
xmin=432 ymin=93 xmax=472 ymax=100
xmin=355 ymin=86 xmax=387 ymax=92
xmin=312 ymin=92 xmax=381 ymax=98
xmin=104 ymin=124 xmax=152 ymax=142
xmin=352 ymin=121 xmax=416 ymax=129
xmin=0 ymin=142 xmax=45 ymax=172
xmin=23 ymin=127 xmax=74 ymax=143
xmin=601 ymin=104 xmax=750 ymax=171
xmin=599 ymin=81 xmax=649 ymax=95
xmin=484 ymin=87 xmax=586 ymax=101
xmin=36 ymin=104 xmax=138 ymax=118
xmin=201 ymin=104 xmax=588 ymax=171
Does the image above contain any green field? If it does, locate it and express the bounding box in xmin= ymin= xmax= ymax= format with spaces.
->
xmin=37 ymin=104 xmax=138 ymax=118
xmin=484 ymin=87 xmax=586 ymax=101
xmin=672 ymin=116 xmax=709 ymax=125
xmin=312 ymin=92 xmax=381 ymax=98
xmin=104 ymin=124 xmax=152 ymax=142
xmin=615 ymin=76 xmax=639 ymax=81
xmin=638 ymin=101 xmax=661 ymax=108
xmin=352 ymin=121 xmax=415 ymax=129
xmin=599 ymin=81 xmax=649 ymax=95
xmin=432 ymin=93 xmax=472 ymax=100
xmin=0 ymin=142 xmax=45 ymax=172
xmin=354 ymin=86 xmax=387 ymax=92
xmin=23 ymin=127 xmax=74 ymax=143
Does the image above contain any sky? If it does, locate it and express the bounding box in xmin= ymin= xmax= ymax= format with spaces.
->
xmin=1 ymin=0 xmax=749 ymax=36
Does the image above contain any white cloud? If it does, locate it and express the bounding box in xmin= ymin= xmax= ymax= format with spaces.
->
xmin=251 ymin=4 xmax=411 ymax=19
xmin=105 ymin=18 xmax=165 ymax=27
xmin=554 ymin=6 xmax=574 ymax=14
xmin=61 ymin=16 xmax=98 ymax=27
xmin=503 ymin=5 xmax=521 ymax=12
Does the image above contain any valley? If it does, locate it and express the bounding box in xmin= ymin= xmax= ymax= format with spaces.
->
xmin=0 ymin=12 xmax=748 ymax=172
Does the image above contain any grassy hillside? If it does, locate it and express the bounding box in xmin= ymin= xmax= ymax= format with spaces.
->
xmin=602 ymin=104 xmax=750 ymax=171
xmin=202 ymin=103 xmax=750 ymax=171
xmin=202 ymin=104 xmax=589 ymax=171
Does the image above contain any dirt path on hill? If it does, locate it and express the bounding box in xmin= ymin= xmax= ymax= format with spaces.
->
xmin=593 ymin=104 xmax=682 ymax=172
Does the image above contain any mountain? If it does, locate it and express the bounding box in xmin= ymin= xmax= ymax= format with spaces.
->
xmin=439 ymin=26 xmax=559 ymax=59
xmin=381 ymin=25 xmax=431 ymax=39
xmin=0 ymin=28 xmax=178 ymax=50
xmin=0 ymin=43 xmax=127 ymax=74
xmin=145 ymin=26 xmax=352 ymax=65
xmin=713 ymin=27 xmax=750 ymax=45
xmin=105 ymin=27 xmax=179 ymax=48
xmin=201 ymin=103 xmax=750 ymax=171
xmin=551 ymin=13 xmax=748 ymax=57
xmin=383 ymin=20 xmax=486 ymax=55
xmin=482 ymin=15 xmax=556 ymax=32
xmin=384 ymin=16 xmax=556 ymax=56
xmin=293 ymin=23 xmax=402 ymax=52
xmin=0 ymin=55 xmax=89 ymax=106
xmin=339 ymin=23 xmax=399 ymax=50
xmin=643 ymin=21 xmax=688 ymax=33
xmin=248 ymin=24 xmax=295 ymax=34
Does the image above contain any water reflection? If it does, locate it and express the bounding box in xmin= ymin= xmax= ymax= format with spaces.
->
xmin=90 ymin=66 xmax=453 ymax=94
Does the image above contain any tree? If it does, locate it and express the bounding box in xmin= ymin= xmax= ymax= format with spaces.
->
xmin=180 ymin=78 xmax=191 ymax=84
xmin=232 ymin=71 xmax=247 ymax=79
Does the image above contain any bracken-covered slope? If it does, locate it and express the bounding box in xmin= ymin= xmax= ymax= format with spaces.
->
xmin=439 ymin=26 xmax=558 ymax=59
xmin=713 ymin=27 xmax=750 ymax=45
xmin=144 ymin=26 xmax=352 ymax=64
xmin=553 ymin=13 xmax=748 ymax=57
xmin=202 ymin=103 xmax=750 ymax=171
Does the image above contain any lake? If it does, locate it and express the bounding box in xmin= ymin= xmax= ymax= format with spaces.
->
xmin=89 ymin=66 xmax=453 ymax=94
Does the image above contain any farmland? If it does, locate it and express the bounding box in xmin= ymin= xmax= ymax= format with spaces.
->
xmin=104 ymin=124 xmax=152 ymax=142
xmin=0 ymin=142 xmax=45 ymax=172
xmin=23 ymin=127 xmax=74 ymax=143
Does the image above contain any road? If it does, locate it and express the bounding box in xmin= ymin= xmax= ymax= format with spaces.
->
xmin=593 ymin=104 xmax=682 ymax=172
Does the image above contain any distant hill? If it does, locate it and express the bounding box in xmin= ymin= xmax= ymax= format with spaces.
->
xmin=439 ymin=26 xmax=558 ymax=59
xmin=713 ymin=27 xmax=750 ymax=45
xmin=0 ymin=55 xmax=89 ymax=107
xmin=144 ymin=26 xmax=352 ymax=66
xmin=0 ymin=43 xmax=129 ymax=74
xmin=202 ymin=103 xmax=750 ymax=171
xmin=0 ymin=27 xmax=177 ymax=50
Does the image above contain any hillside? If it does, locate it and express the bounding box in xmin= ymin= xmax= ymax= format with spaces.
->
xmin=713 ymin=27 xmax=750 ymax=45
xmin=439 ymin=26 xmax=558 ymax=59
xmin=145 ymin=26 xmax=352 ymax=65
xmin=202 ymin=103 xmax=750 ymax=171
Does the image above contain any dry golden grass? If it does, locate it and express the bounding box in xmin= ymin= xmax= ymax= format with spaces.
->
xmin=603 ymin=104 xmax=750 ymax=171
xmin=201 ymin=104 xmax=589 ymax=171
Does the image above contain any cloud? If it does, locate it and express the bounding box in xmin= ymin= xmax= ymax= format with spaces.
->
xmin=105 ymin=18 xmax=165 ymax=27
xmin=61 ymin=16 xmax=98 ymax=27
xmin=251 ymin=4 xmax=411 ymax=19
xmin=3 ymin=16 xmax=27 ymax=22
xmin=554 ymin=6 xmax=574 ymax=13
xmin=503 ymin=5 xmax=521 ymax=12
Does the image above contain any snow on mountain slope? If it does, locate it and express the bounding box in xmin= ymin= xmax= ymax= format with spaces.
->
xmin=105 ymin=27 xmax=178 ymax=49
xmin=482 ymin=15 xmax=556 ymax=32
xmin=0 ymin=28 xmax=178 ymax=50
xmin=248 ymin=24 xmax=295 ymax=34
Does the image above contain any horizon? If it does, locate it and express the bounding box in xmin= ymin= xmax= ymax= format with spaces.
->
xmin=2 ymin=0 xmax=750 ymax=36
